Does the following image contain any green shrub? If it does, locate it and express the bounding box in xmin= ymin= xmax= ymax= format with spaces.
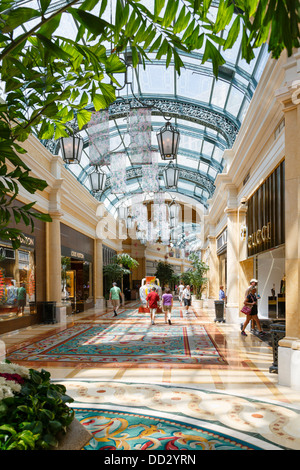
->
xmin=0 ymin=368 xmax=74 ymax=450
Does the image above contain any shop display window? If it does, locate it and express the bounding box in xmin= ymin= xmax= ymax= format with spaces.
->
xmin=0 ymin=244 xmax=35 ymax=319
xmin=61 ymin=255 xmax=93 ymax=313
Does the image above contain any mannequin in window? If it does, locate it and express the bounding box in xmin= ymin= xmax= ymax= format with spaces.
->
xmin=6 ymin=280 xmax=18 ymax=305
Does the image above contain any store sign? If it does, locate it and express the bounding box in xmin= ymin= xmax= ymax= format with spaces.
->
xmin=247 ymin=161 xmax=284 ymax=256
xmin=71 ymin=250 xmax=84 ymax=259
xmin=247 ymin=222 xmax=271 ymax=249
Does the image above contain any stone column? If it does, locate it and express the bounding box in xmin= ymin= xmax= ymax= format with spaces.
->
xmin=275 ymin=79 xmax=300 ymax=389
xmin=46 ymin=157 xmax=66 ymax=323
xmin=207 ymin=234 xmax=218 ymax=308
xmin=225 ymin=207 xmax=240 ymax=324
xmin=94 ymin=238 xmax=105 ymax=309
xmin=47 ymin=210 xmax=66 ymax=323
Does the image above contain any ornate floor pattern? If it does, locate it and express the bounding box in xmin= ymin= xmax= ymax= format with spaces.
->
xmin=6 ymin=320 xmax=227 ymax=366
xmin=56 ymin=379 xmax=300 ymax=450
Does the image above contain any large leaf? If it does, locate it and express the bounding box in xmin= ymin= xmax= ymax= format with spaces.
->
xmin=0 ymin=7 xmax=41 ymax=33
xmin=76 ymin=109 xmax=92 ymax=130
xmin=35 ymin=34 xmax=71 ymax=60
xmin=202 ymin=39 xmax=226 ymax=77
xmin=68 ymin=8 xmax=111 ymax=37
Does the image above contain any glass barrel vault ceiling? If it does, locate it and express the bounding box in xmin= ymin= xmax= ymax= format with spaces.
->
xmin=12 ymin=0 xmax=269 ymax=215
xmin=70 ymin=46 xmax=268 ymax=215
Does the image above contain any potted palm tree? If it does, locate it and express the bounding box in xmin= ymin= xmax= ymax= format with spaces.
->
xmin=188 ymin=253 xmax=209 ymax=308
xmin=103 ymin=254 xmax=139 ymax=306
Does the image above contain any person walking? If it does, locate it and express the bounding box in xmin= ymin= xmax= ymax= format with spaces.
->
xmin=162 ymin=288 xmax=173 ymax=325
xmin=109 ymin=282 xmax=122 ymax=317
xmin=245 ymin=278 xmax=258 ymax=297
xmin=17 ymin=283 xmax=26 ymax=315
xmin=146 ymin=286 xmax=160 ymax=325
xmin=182 ymin=284 xmax=191 ymax=314
xmin=177 ymin=281 xmax=185 ymax=306
xmin=241 ymin=286 xmax=266 ymax=337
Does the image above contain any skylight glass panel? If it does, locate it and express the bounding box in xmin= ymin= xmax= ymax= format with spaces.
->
xmin=177 ymin=69 xmax=213 ymax=103
xmin=208 ymin=167 xmax=217 ymax=179
xmin=178 ymin=181 xmax=194 ymax=192
xmin=69 ymin=164 xmax=82 ymax=178
xmin=202 ymin=140 xmax=214 ymax=156
xmin=254 ymin=47 xmax=269 ymax=81
xmin=199 ymin=162 xmax=209 ymax=174
xmin=195 ymin=187 xmax=203 ymax=197
xmin=179 ymin=156 xmax=199 ymax=170
xmin=210 ymin=79 xmax=230 ymax=109
xmin=80 ymin=152 xmax=90 ymax=168
xmin=225 ymin=86 xmax=245 ymax=117
xmin=212 ymin=147 xmax=224 ymax=162
xmin=238 ymin=99 xmax=250 ymax=122
xmin=137 ymin=64 xmax=174 ymax=95
xmin=179 ymin=134 xmax=202 ymax=153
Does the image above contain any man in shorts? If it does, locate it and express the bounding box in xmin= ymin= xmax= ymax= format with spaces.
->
xmin=109 ymin=282 xmax=122 ymax=317
xmin=146 ymin=286 xmax=160 ymax=325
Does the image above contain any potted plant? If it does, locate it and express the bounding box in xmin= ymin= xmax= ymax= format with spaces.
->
xmin=0 ymin=362 xmax=91 ymax=450
xmin=188 ymin=253 xmax=209 ymax=307
xmin=103 ymin=254 xmax=139 ymax=306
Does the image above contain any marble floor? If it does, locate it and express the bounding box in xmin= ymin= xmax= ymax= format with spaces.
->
xmin=1 ymin=300 xmax=300 ymax=450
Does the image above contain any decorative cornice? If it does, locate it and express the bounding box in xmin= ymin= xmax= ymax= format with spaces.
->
xmin=108 ymin=97 xmax=239 ymax=147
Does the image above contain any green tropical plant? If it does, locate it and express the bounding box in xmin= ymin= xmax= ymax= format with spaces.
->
xmin=113 ymin=253 xmax=139 ymax=270
xmin=180 ymin=270 xmax=193 ymax=286
xmin=154 ymin=261 xmax=175 ymax=288
xmin=103 ymin=253 xmax=138 ymax=295
xmin=0 ymin=0 xmax=299 ymax=244
xmin=0 ymin=367 xmax=75 ymax=450
xmin=188 ymin=252 xmax=209 ymax=299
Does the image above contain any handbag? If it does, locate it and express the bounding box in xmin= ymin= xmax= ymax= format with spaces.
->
xmin=241 ymin=305 xmax=252 ymax=314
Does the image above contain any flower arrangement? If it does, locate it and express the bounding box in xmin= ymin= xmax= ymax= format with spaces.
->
xmin=0 ymin=362 xmax=74 ymax=450
xmin=0 ymin=363 xmax=30 ymax=400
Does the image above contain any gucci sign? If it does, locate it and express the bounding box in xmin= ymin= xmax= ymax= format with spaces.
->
xmin=247 ymin=222 xmax=271 ymax=249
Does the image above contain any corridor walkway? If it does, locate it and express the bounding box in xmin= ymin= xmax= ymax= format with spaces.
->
xmin=1 ymin=301 xmax=300 ymax=450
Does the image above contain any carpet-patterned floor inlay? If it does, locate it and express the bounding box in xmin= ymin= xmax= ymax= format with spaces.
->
xmin=74 ymin=407 xmax=263 ymax=450
xmin=56 ymin=380 xmax=297 ymax=450
xmin=100 ymin=308 xmax=199 ymax=321
xmin=7 ymin=322 xmax=226 ymax=366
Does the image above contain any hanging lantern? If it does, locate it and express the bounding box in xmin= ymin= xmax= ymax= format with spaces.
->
xmin=157 ymin=121 xmax=180 ymax=160
xmin=60 ymin=135 xmax=83 ymax=164
xmin=89 ymin=166 xmax=106 ymax=193
xmin=163 ymin=162 xmax=179 ymax=188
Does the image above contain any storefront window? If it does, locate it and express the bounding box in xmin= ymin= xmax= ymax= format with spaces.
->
xmin=61 ymin=255 xmax=93 ymax=313
xmin=0 ymin=241 xmax=35 ymax=318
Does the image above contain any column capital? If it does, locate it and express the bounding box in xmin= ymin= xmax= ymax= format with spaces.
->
xmin=224 ymin=206 xmax=238 ymax=215
xmin=49 ymin=210 xmax=64 ymax=219
xmin=239 ymin=205 xmax=248 ymax=214
xmin=275 ymin=80 xmax=300 ymax=110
